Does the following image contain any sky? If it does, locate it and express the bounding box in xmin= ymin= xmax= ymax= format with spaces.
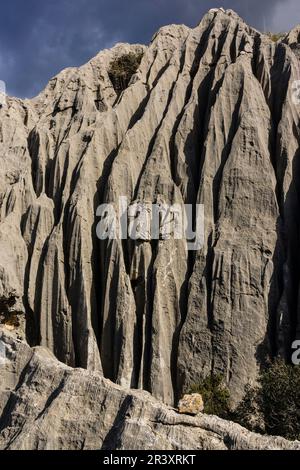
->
xmin=0 ymin=0 xmax=299 ymax=98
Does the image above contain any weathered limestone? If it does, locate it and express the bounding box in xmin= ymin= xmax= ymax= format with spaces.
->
xmin=0 ymin=9 xmax=300 ymax=422
xmin=178 ymin=394 xmax=204 ymax=415
xmin=0 ymin=331 xmax=299 ymax=450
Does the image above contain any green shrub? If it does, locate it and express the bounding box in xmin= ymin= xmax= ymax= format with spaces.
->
xmin=189 ymin=374 xmax=231 ymax=419
xmin=234 ymin=359 xmax=300 ymax=440
xmin=108 ymin=52 xmax=143 ymax=96
xmin=266 ymin=32 xmax=285 ymax=42
xmin=259 ymin=359 xmax=300 ymax=439
xmin=234 ymin=384 xmax=265 ymax=434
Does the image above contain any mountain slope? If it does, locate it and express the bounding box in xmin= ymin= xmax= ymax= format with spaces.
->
xmin=0 ymin=8 xmax=300 ymax=410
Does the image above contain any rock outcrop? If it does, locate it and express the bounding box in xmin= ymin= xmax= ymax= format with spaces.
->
xmin=1 ymin=330 xmax=300 ymax=450
xmin=178 ymin=394 xmax=204 ymax=415
xmin=1 ymin=7 xmax=300 ymax=425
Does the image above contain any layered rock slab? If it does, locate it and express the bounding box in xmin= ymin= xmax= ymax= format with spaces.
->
xmin=0 ymin=331 xmax=299 ymax=450
xmin=0 ymin=8 xmax=300 ymax=408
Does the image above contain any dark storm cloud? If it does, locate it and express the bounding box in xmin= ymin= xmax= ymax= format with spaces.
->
xmin=0 ymin=0 xmax=294 ymax=98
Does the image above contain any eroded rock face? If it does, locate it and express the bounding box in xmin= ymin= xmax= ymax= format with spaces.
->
xmin=0 ymin=8 xmax=300 ymax=412
xmin=0 ymin=331 xmax=299 ymax=450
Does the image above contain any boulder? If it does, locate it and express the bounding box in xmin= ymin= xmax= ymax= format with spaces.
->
xmin=178 ymin=394 xmax=204 ymax=415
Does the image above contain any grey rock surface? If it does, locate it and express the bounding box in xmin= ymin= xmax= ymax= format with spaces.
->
xmin=0 ymin=330 xmax=299 ymax=450
xmin=0 ymin=7 xmax=300 ymax=441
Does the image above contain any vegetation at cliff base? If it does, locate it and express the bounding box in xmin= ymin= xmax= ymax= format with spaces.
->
xmin=235 ymin=359 xmax=300 ymax=440
xmin=189 ymin=362 xmax=300 ymax=441
xmin=189 ymin=374 xmax=231 ymax=419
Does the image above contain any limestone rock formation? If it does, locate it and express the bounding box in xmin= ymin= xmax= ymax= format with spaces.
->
xmin=178 ymin=394 xmax=204 ymax=415
xmin=1 ymin=330 xmax=299 ymax=450
xmin=1 ymin=7 xmax=300 ymax=446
